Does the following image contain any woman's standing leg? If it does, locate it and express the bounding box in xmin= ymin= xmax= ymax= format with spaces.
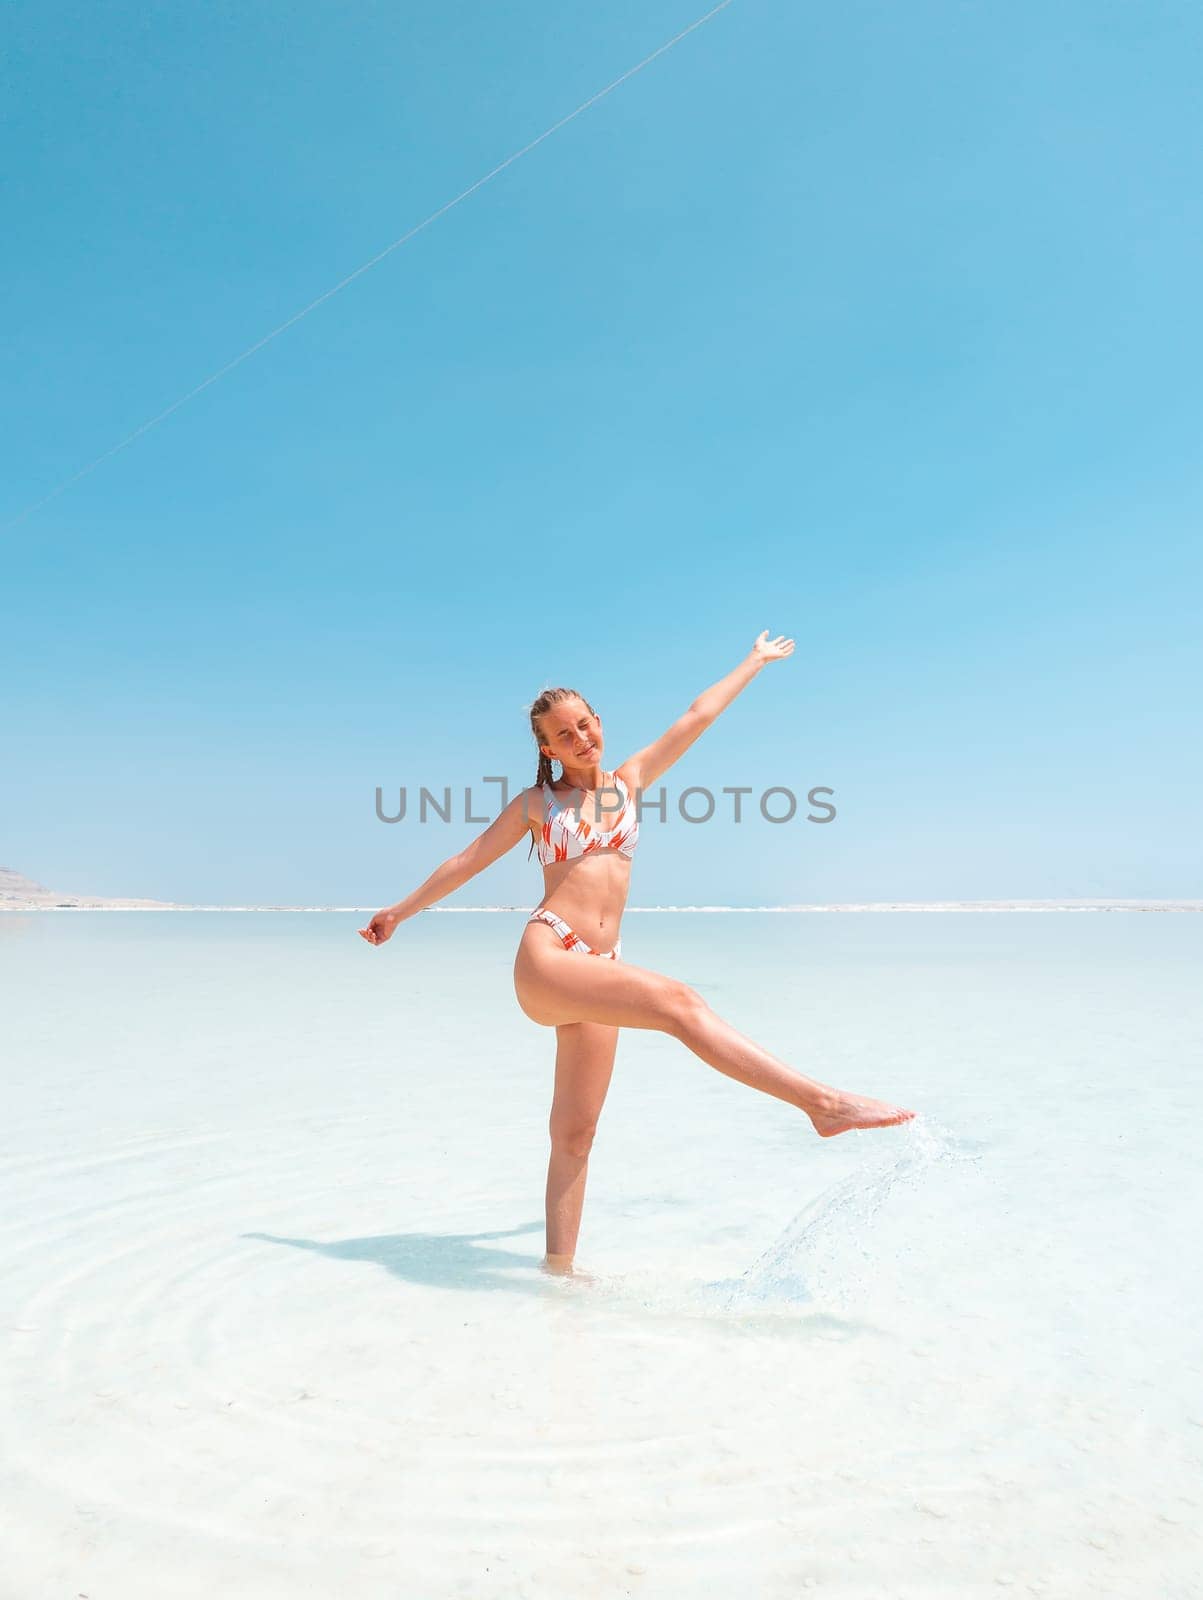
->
xmin=544 ymin=1020 xmax=619 ymax=1273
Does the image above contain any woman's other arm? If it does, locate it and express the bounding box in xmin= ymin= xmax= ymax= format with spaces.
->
xmin=618 ymin=630 xmax=795 ymax=791
xmin=358 ymin=790 xmax=533 ymax=945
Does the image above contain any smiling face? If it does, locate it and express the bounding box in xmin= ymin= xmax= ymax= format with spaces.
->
xmin=537 ymin=696 xmax=604 ymax=774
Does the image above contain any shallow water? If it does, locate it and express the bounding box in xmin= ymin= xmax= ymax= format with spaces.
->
xmin=2 ymin=911 xmax=1200 ymax=1597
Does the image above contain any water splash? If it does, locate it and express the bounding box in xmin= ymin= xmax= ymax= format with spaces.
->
xmin=718 ymin=1117 xmax=984 ymax=1313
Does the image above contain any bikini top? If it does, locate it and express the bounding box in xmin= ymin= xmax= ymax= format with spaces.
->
xmin=535 ymin=771 xmax=640 ymax=865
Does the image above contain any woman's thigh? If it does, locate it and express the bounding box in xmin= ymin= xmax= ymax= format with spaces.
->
xmin=514 ymin=926 xmax=691 ymax=1030
xmin=549 ymin=1021 xmax=620 ymax=1141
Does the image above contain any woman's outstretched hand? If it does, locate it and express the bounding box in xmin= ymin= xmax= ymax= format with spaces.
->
xmin=752 ymin=629 xmax=795 ymax=664
xmin=358 ymin=908 xmax=400 ymax=946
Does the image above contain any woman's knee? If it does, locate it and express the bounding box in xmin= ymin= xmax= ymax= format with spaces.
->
xmin=549 ymin=1116 xmax=598 ymax=1159
xmin=658 ymin=978 xmax=710 ymax=1038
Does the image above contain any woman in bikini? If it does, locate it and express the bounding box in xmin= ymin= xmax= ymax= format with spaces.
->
xmin=359 ymin=631 xmax=914 ymax=1275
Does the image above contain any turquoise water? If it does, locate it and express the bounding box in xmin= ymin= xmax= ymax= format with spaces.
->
xmin=2 ymin=911 xmax=1200 ymax=1597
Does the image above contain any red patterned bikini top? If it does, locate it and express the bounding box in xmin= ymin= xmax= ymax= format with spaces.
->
xmin=536 ymin=771 xmax=639 ymax=865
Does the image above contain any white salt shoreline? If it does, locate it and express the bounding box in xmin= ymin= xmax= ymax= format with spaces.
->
xmin=3 ymin=900 xmax=1201 ymax=913
xmin=5 ymin=868 xmax=1199 ymax=914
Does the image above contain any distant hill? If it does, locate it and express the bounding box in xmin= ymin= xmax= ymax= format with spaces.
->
xmin=0 ymin=867 xmax=178 ymax=911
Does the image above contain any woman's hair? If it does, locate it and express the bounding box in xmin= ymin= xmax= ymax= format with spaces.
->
xmin=526 ymin=686 xmax=595 ymax=860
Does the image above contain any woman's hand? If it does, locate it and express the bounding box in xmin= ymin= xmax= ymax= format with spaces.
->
xmin=751 ymin=629 xmax=795 ymax=665
xmin=358 ymin=907 xmax=401 ymax=946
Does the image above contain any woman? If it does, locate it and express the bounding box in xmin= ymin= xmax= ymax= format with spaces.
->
xmin=359 ymin=632 xmax=914 ymax=1275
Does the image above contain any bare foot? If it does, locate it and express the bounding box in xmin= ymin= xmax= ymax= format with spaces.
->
xmin=540 ymin=1255 xmax=598 ymax=1283
xmin=809 ymin=1093 xmax=916 ymax=1138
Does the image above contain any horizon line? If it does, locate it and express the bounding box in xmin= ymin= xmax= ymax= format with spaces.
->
xmin=4 ymin=899 xmax=1202 ymax=914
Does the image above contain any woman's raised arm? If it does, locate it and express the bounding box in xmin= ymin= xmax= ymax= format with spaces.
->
xmin=358 ymin=790 xmax=533 ymax=946
xmin=617 ymin=630 xmax=795 ymax=792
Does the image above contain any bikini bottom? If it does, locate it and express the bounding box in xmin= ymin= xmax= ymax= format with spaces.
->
xmin=527 ymin=907 xmax=622 ymax=961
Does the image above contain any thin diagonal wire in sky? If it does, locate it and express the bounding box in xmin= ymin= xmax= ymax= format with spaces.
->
xmin=3 ymin=0 xmax=736 ymax=532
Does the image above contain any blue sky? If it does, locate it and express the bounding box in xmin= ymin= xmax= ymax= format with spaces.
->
xmin=3 ymin=0 xmax=1200 ymax=906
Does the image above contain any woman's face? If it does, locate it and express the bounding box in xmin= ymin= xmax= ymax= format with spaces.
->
xmin=538 ymin=698 xmax=603 ymax=771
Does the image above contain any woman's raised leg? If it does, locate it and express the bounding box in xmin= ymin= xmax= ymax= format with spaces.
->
xmin=543 ymin=1020 xmax=619 ymax=1273
xmin=514 ymin=932 xmax=913 ymax=1136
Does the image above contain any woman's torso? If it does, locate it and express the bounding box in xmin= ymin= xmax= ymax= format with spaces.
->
xmin=525 ymin=770 xmax=636 ymax=948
